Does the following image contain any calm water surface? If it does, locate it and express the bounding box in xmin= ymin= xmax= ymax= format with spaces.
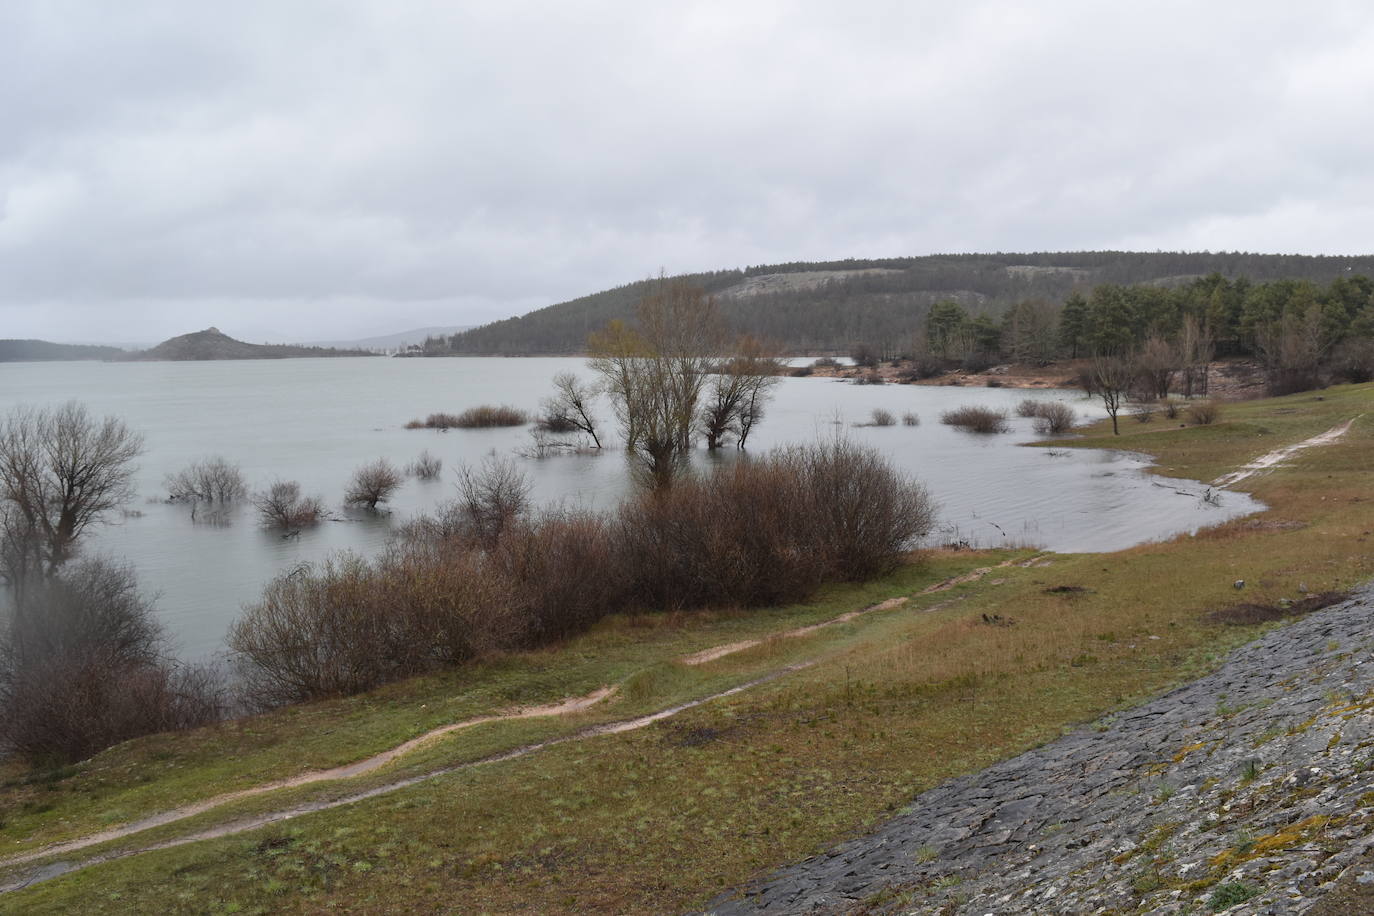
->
xmin=0 ymin=357 xmax=1261 ymax=658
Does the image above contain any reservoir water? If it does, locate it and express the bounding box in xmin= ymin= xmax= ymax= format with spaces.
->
xmin=0 ymin=357 xmax=1261 ymax=658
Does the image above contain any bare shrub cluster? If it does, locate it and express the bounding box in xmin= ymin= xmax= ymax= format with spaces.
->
xmin=407 ymin=450 xmax=443 ymax=480
xmin=229 ymin=441 xmax=935 ymax=706
xmin=1186 ymin=400 xmax=1222 ymax=425
xmin=228 ymin=549 xmax=514 ymax=707
xmin=165 ymin=456 xmax=247 ymax=503
xmin=902 ymin=412 xmax=920 ymax=426
xmin=344 ymin=459 xmax=403 ymax=510
xmin=252 ymin=480 xmax=324 ymax=529
xmin=1 ymin=560 xmax=223 ymax=764
xmin=940 ymin=405 xmax=1009 ymax=433
xmin=405 ymin=406 xmax=529 ymax=430
xmin=1015 ymin=399 xmax=1076 ymax=434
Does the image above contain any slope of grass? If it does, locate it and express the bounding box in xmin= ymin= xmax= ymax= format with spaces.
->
xmin=2 ymin=382 xmax=1371 ymax=914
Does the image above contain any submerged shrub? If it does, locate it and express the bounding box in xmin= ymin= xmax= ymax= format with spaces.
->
xmin=409 ymin=405 xmax=529 ymax=429
xmin=407 ymin=450 xmax=443 ymax=480
xmin=252 ymin=480 xmax=324 ymax=528
xmin=940 ymin=405 xmax=1009 ymax=433
xmin=165 ymin=456 xmax=247 ymax=503
xmin=1031 ymin=401 xmax=1076 ymax=435
xmin=344 ymin=458 xmax=403 ymax=510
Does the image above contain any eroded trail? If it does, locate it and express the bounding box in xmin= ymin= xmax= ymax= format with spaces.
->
xmin=0 ymin=666 xmax=811 ymax=895
xmin=1213 ymin=418 xmax=1358 ymax=487
xmin=0 ymin=687 xmax=615 ymax=871
xmin=681 ymin=557 xmax=1046 ymax=667
xmin=0 ymin=561 xmax=1038 ymax=894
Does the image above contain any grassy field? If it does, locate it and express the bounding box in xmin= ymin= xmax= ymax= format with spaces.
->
xmin=1 ymin=382 xmax=1371 ymax=914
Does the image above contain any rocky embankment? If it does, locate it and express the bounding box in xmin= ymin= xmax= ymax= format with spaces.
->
xmin=707 ymin=588 xmax=1374 ymax=915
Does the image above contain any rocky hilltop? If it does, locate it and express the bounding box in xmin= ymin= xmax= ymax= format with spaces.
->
xmin=127 ymin=327 xmax=376 ymax=361
xmin=709 ymin=588 xmax=1374 ymax=915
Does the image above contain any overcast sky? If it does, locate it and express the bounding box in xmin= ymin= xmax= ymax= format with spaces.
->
xmin=3 ymin=1 xmax=1372 ymax=344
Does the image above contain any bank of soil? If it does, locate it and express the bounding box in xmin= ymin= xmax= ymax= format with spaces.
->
xmin=707 ymin=587 xmax=1374 ymax=915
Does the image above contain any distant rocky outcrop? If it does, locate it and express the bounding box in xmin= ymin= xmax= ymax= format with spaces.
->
xmin=126 ymin=328 xmax=377 ymax=361
xmin=0 ymin=339 xmax=124 ymax=362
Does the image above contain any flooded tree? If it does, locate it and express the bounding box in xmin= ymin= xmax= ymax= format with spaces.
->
xmin=345 ymin=459 xmax=403 ymax=510
xmin=252 ymin=480 xmax=324 ymax=529
xmin=539 ymin=371 xmax=603 ymax=448
xmin=698 ymin=336 xmax=782 ymax=450
xmin=589 ymin=278 xmax=724 ymax=488
xmin=165 ymin=456 xmax=247 ymax=503
xmin=0 ymin=402 xmax=144 ymax=587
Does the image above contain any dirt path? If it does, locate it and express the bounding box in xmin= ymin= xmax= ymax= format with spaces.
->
xmin=0 ymin=666 xmax=811 ymax=895
xmin=681 ymin=557 xmax=1047 ymax=667
xmin=1213 ymin=418 xmax=1359 ymax=488
xmin=0 ymin=687 xmax=615 ymax=871
xmin=0 ymin=560 xmax=1045 ymax=893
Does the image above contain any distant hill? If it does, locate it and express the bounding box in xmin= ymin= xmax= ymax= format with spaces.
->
xmin=0 ymin=339 xmax=125 ymax=362
xmin=127 ymin=328 xmax=379 ymax=361
xmin=437 ymin=251 xmax=1374 ymax=355
xmin=300 ymin=325 xmax=474 ymax=351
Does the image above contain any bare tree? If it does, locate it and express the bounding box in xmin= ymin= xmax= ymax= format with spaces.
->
xmin=589 ymin=278 xmax=724 ymax=488
xmin=0 ymin=402 xmax=144 ymax=585
xmin=539 ymin=371 xmax=603 ymax=448
xmin=252 ymin=480 xmax=324 ymax=529
xmin=344 ymin=459 xmax=403 ymax=510
xmin=1178 ymin=315 xmax=1214 ymax=397
xmin=698 ymin=336 xmax=782 ymax=449
xmin=455 ymin=455 xmax=531 ymax=547
xmin=1133 ymin=335 xmax=1179 ymax=400
xmin=1254 ymin=305 xmax=1332 ymax=395
xmin=1089 ymin=355 xmax=1134 ymax=435
xmin=165 ymin=456 xmax=247 ymax=503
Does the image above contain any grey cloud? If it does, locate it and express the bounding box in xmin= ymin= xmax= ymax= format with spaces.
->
xmin=2 ymin=0 xmax=1372 ymax=341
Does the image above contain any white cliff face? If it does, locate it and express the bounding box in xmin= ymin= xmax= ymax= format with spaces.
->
xmin=710 ymin=588 xmax=1374 ymax=916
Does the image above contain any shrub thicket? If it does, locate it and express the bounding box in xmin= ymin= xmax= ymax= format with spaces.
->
xmin=405 ymin=406 xmax=529 ymax=429
xmin=940 ymin=405 xmax=1009 ymax=433
xmin=1187 ymin=400 xmax=1222 ymax=425
xmin=1030 ymin=401 xmax=1076 ymax=434
xmin=230 ymin=441 xmax=935 ymax=706
xmin=1 ymin=560 xmax=223 ymax=763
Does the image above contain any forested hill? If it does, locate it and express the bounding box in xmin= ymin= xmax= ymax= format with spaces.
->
xmin=0 ymin=339 xmax=125 ymax=362
xmin=437 ymin=251 xmax=1374 ymax=355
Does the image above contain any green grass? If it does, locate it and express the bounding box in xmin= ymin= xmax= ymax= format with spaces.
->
xmin=2 ymin=382 xmax=1372 ymax=914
